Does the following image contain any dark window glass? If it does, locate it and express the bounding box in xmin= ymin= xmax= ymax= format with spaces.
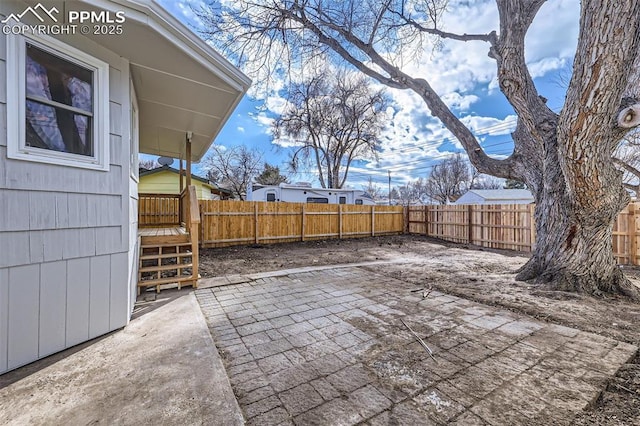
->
xmin=339 ymin=197 xmax=346 ymax=204
xmin=266 ymin=193 xmax=276 ymax=202
xmin=355 ymin=199 xmax=363 ymax=205
xmin=25 ymin=43 xmax=93 ymax=156
xmin=307 ymin=197 xmax=329 ymax=204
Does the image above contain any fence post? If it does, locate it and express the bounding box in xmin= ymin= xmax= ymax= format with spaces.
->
xmin=254 ymin=203 xmax=259 ymax=244
xmin=371 ymin=205 xmax=376 ymax=237
xmin=404 ymin=206 xmax=409 ymax=234
xmin=424 ymin=205 xmax=428 ymax=236
xmin=199 ymin=210 xmax=203 ymax=249
xmin=467 ymin=204 xmax=473 ymax=245
xmin=339 ymin=205 xmax=343 ymax=239
xmin=301 ymin=205 xmax=306 ymax=242
xmin=629 ymin=203 xmax=638 ymax=265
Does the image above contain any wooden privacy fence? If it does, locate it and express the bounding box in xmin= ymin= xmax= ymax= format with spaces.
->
xmin=198 ymin=200 xmax=405 ymax=248
xmin=139 ymin=193 xmax=180 ymax=226
xmin=407 ymin=203 xmax=640 ymax=265
xmin=138 ymin=193 xmax=640 ymax=265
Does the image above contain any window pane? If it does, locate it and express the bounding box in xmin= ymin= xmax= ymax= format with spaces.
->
xmin=339 ymin=197 xmax=346 ymax=204
xmin=25 ymin=99 xmax=65 ymax=151
xmin=26 ymin=43 xmax=93 ymax=112
xmin=266 ymin=193 xmax=276 ymax=202
xmin=26 ymin=100 xmax=93 ymax=156
xmin=307 ymin=197 xmax=328 ymax=204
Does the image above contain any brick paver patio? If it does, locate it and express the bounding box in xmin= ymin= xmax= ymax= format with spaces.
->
xmin=195 ymin=266 xmax=637 ymax=425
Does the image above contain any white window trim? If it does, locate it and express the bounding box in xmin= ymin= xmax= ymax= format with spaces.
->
xmin=130 ymin=79 xmax=139 ymax=181
xmin=6 ymin=32 xmax=110 ymax=171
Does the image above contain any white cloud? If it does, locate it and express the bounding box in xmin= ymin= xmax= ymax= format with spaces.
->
xmin=264 ymin=94 xmax=290 ymax=115
xmin=237 ymin=126 xmax=245 ymax=133
xmin=527 ymin=57 xmax=569 ymax=80
xmin=272 ymin=136 xmax=305 ymax=148
xmin=461 ymin=115 xmax=517 ymax=136
xmin=250 ymin=111 xmax=275 ymax=133
xmin=442 ymin=93 xmax=480 ymax=111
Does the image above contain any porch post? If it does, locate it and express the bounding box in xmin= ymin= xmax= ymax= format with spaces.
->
xmin=186 ymin=132 xmax=192 ymax=187
xmin=179 ymin=157 xmax=184 ymax=193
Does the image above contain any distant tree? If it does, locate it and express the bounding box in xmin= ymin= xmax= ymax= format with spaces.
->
xmin=396 ymin=184 xmax=415 ymax=206
xmin=139 ymin=159 xmax=159 ymax=170
xmin=472 ymin=175 xmax=504 ymax=190
xmin=504 ymin=179 xmax=527 ymax=189
xmin=425 ymin=154 xmax=474 ymax=204
xmin=362 ymin=176 xmax=384 ymax=200
xmin=203 ymin=146 xmax=262 ymax=200
xmin=389 ymin=178 xmax=433 ymax=205
xmin=274 ymin=69 xmax=388 ymax=189
xmin=255 ymin=163 xmax=288 ymax=186
xmin=389 ymin=187 xmax=400 ymax=203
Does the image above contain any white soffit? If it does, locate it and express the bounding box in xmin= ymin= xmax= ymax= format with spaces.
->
xmin=81 ymin=0 xmax=251 ymax=161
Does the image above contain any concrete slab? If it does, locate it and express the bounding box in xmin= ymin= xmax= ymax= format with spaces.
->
xmin=197 ymin=266 xmax=638 ymax=425
xmin=0 ymin=293 xmax=243 ymax=426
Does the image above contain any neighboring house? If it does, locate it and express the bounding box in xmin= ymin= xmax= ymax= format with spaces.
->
xmin=139 ymin=165 xmax=232 ymax=200
xmin=248 ymin=183 xmax=376 ymax=205
xmin=0 ymin=0 xmax=250 ymax=374
xmin=455 ymin=189 xmax=534 ymax=205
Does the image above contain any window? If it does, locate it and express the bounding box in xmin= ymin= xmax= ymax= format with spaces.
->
xmin=7 ymin=33 xmax=110 ymax=171
xmin=307 ymin=197 xmax=328 ymax=204
xmin=339 ymin=196 xmax=346 ymax=204
xmin=355 ymin=199 xmax=364 ymax=205
xmin=266 ymin=192 xmax=276 ymax=202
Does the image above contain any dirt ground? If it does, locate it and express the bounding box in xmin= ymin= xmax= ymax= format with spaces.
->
xmin=199 ymin=235 xmax=640 ymax=425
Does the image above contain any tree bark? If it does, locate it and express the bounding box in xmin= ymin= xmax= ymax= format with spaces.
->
xmin=517 ymin=135 xmax=639 ymax=299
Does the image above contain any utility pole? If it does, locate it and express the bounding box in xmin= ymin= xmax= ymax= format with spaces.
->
xmin=388 ymin=170 xmax=391 ymax=205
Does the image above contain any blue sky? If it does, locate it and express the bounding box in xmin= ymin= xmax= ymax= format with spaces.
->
xmin=150 ymin=0 xmax=579 ymax=191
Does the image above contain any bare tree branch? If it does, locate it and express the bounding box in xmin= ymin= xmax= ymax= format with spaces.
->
xmin=203 ymin=146 xmax=263 ymax=199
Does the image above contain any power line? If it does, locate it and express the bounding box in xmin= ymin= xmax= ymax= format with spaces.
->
xmin=380 ymin=140 xmax=514 ymax=171
xmin=375 ymin=105 xmax=562 ymax=158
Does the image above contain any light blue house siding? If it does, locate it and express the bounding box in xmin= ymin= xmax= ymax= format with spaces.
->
xmin=0 ymin=0 xmax=249 ymax=375
xmin=0 ymin=10 xmax=136 ymax=373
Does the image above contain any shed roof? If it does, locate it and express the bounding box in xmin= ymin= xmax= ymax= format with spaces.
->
xmin=465 ymin=189 xmax=534 ymax=200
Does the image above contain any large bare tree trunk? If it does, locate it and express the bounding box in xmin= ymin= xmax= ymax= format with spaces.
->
xmin=517 ymin=137 xmax=639 ymax=298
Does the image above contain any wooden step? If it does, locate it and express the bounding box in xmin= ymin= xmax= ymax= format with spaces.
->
xmin=141 ymin=242 xmax=190 ymax=248
xmin=140 ymin=252 xmax=192 ymax=261
xmin=137 ymin=275 xmax=197 ymax=294
xmin=139 ymin=263 xmax=193 ymax=273
xmin=141 ymin=234 xmax=190 ymax=245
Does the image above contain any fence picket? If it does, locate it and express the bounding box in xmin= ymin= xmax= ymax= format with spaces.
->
xmin=407 ymin=203 xmax=640 ymax=265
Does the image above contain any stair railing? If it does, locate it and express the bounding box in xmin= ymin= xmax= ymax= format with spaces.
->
xmin=180 ymin=185 xmax=200 ymax=286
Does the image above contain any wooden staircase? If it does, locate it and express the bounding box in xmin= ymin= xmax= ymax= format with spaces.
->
xmin=138 ymin=232 xmax=196 ymax=294
xmin=137 ymin=186 xmax=201 ymax=295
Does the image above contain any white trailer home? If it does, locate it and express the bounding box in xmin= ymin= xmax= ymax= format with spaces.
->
xmin=0 ymin=0 xmax=250 ymax=374
xmin=248 ymin=183 xmax=376 ymax=205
